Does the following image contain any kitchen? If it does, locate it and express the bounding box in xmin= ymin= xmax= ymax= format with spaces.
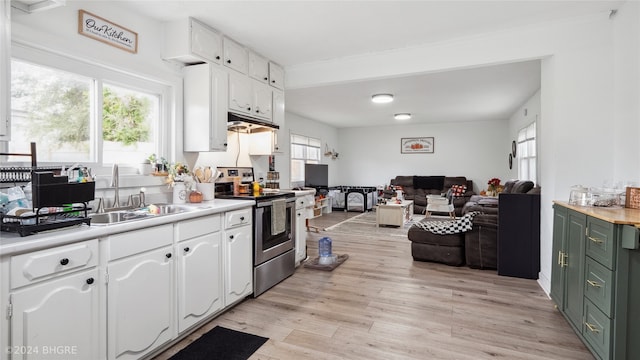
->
xmin=2 ymin=0 xmax=640 ymax=359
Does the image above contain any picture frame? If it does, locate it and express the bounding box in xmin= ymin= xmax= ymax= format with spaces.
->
xmin=401 ymin=137 xmax=434 ymax=154
xmin=512 ymin=140 xmax=517 ymax=157
xmin=625 ymin=187 xmax=640 ymax=209
xmin=508 ymin=153 xmax=513 ymax=169
xmin=78 ymin=10 xmax=138 ymax=54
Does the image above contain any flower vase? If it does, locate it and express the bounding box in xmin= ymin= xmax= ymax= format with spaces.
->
xmin=173 ymin=182 xmax=187 ymax=204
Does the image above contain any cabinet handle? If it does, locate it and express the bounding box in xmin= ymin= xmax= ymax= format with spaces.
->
xmin=86 ymin=277 xmax=94 ymax=285
xmin=584 ymin=322 xmax=600 ymax=333
xmin=165 ymin=253 xmax=172 ymax=259
xmin=264 ymin=77 xmax=268 ymax=81
xmin=240 ymin=216 xmax=245 ymax=221
xmin=271 ymin=80 xmax=276 ymax=83
xmin=587 ymin=280 xmax=602 ymax=288
xmin=227 ymin=59 xmax=231 ymax=64
xmin=216 ymin=55 xmax=220 ymax=60
xmin=229 ymin=235 xmax=234 ymax=239
xmin=588 ymin=236 xmax=604 ymax=244
xmin=60 ymin=258 xmax=69 ymax=266
xmin=562 ymin=253 xmax=568 ymax=267
xmin=247 ymin=107 xmax=251 ymax=111
xmin=184 ymin=247 xmax=190 ymax=252
xmin=557 ymin=251 xmax=563 ymax=266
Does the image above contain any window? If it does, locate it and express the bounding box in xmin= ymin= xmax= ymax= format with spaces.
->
xmin=517 ymin=121 xmax=536 ymax=184
xmin=290 ymin=134 xmax=321 ymax=187
xmin=6 ymin=44 xmax=168 ymax=166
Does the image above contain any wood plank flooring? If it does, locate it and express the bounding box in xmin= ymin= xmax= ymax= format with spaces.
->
xmin=154 ymin=210 xmax=593 ymax=360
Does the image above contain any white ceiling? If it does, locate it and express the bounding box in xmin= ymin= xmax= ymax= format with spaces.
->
xmin=111 ymin=0 xmax=622 ymax=128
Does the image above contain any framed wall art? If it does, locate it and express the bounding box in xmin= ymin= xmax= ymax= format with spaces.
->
xmin=78 ymin=10 xmax=138 ymax=53
xmin=401 ymin=137 xmax=434 ymax=154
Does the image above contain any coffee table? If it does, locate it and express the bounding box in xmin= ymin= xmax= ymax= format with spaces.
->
xmin=376 ymin=200 xmax=414 ymax=227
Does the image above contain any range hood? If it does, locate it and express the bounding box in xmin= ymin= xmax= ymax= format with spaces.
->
xmin=227 ymin=112 xmax=279 ymax=133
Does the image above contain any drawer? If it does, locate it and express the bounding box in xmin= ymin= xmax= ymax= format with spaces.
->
xmin=225 ymin=208 xmax=252 ymax=229
xmin=295 ymin=195 xmax=314 ymax=210
xmin=176 ymin=214 xmax=221 ymax=242
xmin=11 ymin=239 xmax=99 ymax=289
xmin=584 ymin=257 xmax=614 ymax=317
xmin=586 ymin=216 xmax=616 ymax=270
xmin=583 ymin=299 xmax=612 ymax=360
xmin=108 ymin=224 xmax=173 ymax=261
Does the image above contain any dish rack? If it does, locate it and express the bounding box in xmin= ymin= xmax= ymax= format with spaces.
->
xmin=0 ymin=143 xmax=94 ymax=236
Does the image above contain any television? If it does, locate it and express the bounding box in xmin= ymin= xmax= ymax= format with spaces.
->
xmin=304 ymin=164 xmax=328 ymax=188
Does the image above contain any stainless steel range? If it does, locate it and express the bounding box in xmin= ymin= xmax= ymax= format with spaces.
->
xmin=215 ymin=167 xmax=296 ymax=297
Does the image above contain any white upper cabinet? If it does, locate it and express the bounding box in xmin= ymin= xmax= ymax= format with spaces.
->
xmin=248 ymin=51 xmax=269 ymax=84
xmin=268 ymin=61 xmax=285 ymax=90
xmin=253 ymin=81 xmax=273 ymax=120
xmin=228 ymin=71 xmax=253 ymax=115
xmin=163 ymin=18 xmax=222 ymax=65
xmin=0 ymin=0 xmax=10 ymax=140
xmin=223 ymin=37 xmax=248 ymax=74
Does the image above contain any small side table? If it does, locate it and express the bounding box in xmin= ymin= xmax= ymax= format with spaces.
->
xmin=376 ymin=200 xmax=414 ymax=227
xmin=426 ymin=195 xmax=456 ymax=219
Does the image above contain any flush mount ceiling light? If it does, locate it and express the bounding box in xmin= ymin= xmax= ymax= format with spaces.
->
xmin=394 ymin=113 xmax=412 ymax=121
xmin=371 ymin=93 xmax=394 ymax=104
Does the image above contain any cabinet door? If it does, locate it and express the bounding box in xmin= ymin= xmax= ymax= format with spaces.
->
xmin=248 ymin=51 xmax=269 ymax=83
xmin=228 ymin=71 xmax=252 ymax=115
xmin=184 ymin=64 xmax=228 ymax=152
xmin=295 ymin=208 xmax=307 ymax=265
xmin=224 ymin=226 xmax=253 ymax=305
xmin=550 ymin=205 xmax=568 ymax=306
xmin=268 ymin=61 xmax=284 ymax=90
xmin=10 ymin=269 xmax=100 ymax=360
xmin=177 ymin=232 xmax=223 ymax=333
xmin=565 ymin=210 xmax=586 ymax=329
xmin=190 ymin=19 xmax=222 ymax=64
xmin=0 ymin=0 xmax=10 ymax=140
xmin=107 ymin=246 xmax=174 ymax=360
xmin=252 ymin=81 xmax=272 ymax=120
xmin=223 ymin=37 xmax=248 ymax=74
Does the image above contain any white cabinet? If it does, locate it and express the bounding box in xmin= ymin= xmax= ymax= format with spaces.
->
xmin=249 ymin=51 xmax=269 ymax=83
xmin=268 ymin=61 xmax=285 ymax=90
xmin=0 ymin=0 xmax=10 ymax=140
xmin=228 ymin=72 xmax=273 ymax=121
xmin=8 ymin=240 xmax=101 ymax=360
xmin=294 ymin=193 xmax=315 ymax=266
xmin=163 ymin=17 xmax=222 ymax=65
xmin=106 ymin=225 xmax=174 ymax=360
xmin=176 ymin=215 xmax=223 ymax=333
xmin=223 ymin=36 xmax=248 ymax=74
xmin=272 ymin=89 xmax=285 ymax=153
xmin=184 ymin=63 xmax=228 ymax=152
xmin=223 ymin=208 xmax=253 ymax=305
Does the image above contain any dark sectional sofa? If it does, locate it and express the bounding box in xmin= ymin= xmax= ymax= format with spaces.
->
xmin=388 ymin=175 xmax=475 ymax=216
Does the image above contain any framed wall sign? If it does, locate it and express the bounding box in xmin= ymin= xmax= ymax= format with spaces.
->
xmin=401 ymin=137 xmax=434 ymax=154
xmin=625 ymin=187 xmax=640 ymax=209
xmin=78 ymin=10 xmax=138 ymax=54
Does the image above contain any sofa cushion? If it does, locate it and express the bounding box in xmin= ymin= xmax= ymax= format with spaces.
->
xmin=512 ymin=180 xmax=534 ymax=194
xmin=444 ymin=176 xmax=467 ymax=189
xmin=414 ymin=176 xmax=444 ymax=190
xmin=394 ymin=176 xmax=414 ymax=187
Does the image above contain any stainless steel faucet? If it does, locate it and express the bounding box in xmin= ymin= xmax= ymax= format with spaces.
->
xmin=110 ymin=164 xmax=120 ymax=208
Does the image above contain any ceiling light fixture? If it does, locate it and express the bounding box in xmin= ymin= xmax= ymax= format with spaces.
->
xmin=394 ymin=113 xmax=412 ymax=121
xmin=371 ymin=93 xmax=394 ymax=104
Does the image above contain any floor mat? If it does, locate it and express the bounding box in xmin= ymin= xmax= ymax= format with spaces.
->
xmin=169 ymin=326 xmax=268 ymax=360
xmin=303 ymin=254 xmax=349 ymax=271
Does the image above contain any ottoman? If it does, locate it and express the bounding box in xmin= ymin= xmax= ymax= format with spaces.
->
xmin=407 ymin=221 xmax=465 ymax=266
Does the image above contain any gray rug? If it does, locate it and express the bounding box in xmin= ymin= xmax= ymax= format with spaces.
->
xmin=324 ymin=211 xmax=426 ymax=236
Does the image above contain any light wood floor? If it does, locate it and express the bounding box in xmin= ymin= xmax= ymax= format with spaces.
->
xmin=154 ymin=210 xmax=593 ymax=360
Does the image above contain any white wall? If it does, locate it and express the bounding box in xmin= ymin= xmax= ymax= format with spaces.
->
xmin=335 ymin=119 xmax=510 ymax=191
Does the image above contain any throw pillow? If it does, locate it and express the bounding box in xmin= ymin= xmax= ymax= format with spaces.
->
xmin=450 ymin=184 xmax=467 ymax=197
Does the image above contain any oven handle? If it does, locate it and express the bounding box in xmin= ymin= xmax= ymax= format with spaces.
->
xmin=256 ymin=198 xmax=296 ymax=208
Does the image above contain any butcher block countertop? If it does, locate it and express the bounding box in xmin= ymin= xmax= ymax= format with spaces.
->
xmin=554 ymin=201 xmax=640 ymax=226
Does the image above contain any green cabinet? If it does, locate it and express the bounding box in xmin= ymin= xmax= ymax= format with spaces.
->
xmin=551 ymin=203 xmax=640 ymax=360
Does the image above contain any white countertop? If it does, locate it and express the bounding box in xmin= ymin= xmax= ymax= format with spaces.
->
xmin=0 ymin=199 xmax=253 ymax=256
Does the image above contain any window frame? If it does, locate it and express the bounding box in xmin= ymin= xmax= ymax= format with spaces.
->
xmin=5 ymin=42 xmax=171 ymax=167
xmin=517 ymin=121 xmax=537 ymax=184
xmin=290 ymin=133 xmax=322 ymax=188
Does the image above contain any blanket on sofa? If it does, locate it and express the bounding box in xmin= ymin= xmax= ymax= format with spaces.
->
xmin=412 ymin=211 xmax=480 ymax=235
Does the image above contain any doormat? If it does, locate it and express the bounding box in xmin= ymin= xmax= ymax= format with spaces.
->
xmin=303 ymin=254 xmax=349 ymax=271
xmin=169 ymin=326 xmax=268 ymax=360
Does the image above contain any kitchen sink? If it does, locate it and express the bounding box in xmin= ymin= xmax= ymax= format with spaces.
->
xmin=89 ymin=211 xmax=152 ymax=225
xmin=150 ymin=204 xmax=192 ymax=214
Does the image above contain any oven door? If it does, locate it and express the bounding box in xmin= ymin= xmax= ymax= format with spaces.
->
xmin=254 ymin=199 xmax=294 ymax=265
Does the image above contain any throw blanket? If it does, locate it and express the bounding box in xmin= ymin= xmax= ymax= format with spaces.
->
xmin=412 ymin=211 xmax=480 ymax=235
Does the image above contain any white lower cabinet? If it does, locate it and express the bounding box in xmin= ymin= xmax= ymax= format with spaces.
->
xmin=224 ymin=225 xmax=253 ymax=305
xmin=176 ymin=230 xmax=223 ymax=332
xmin=10 ymin=268 xmax=101 ymax=360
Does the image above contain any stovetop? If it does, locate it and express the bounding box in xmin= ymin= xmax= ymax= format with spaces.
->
xmin=216 ymin=191 xmax=295 ymax=202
